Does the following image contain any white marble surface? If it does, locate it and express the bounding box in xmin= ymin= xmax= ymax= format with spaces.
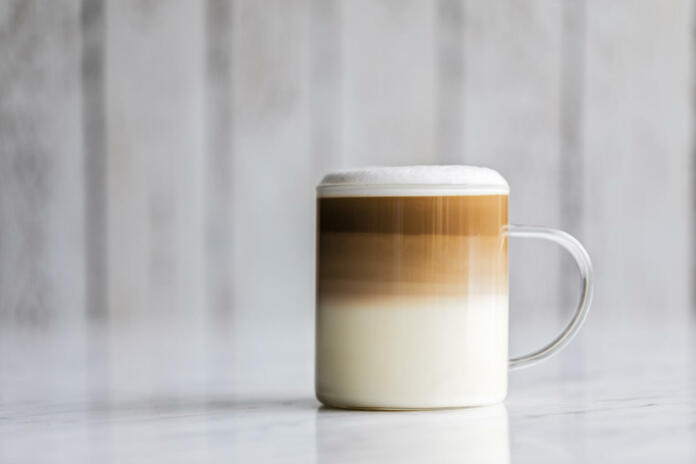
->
xmin=1 ymin=315 xmax=695 ymax=463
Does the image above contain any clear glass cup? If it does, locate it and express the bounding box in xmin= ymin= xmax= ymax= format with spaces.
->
xmin=315 ymin=166 xmax=593 ymax=410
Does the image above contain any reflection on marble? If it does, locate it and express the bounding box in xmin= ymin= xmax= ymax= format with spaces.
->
xmin=316 ymin=405 xmax=509 ymax=463
xmin=0 ymin=314 xmax=695 ymax=463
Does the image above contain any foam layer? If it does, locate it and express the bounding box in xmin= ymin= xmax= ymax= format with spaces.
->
xmin=318 ymin=165 xmax=509 ymax=197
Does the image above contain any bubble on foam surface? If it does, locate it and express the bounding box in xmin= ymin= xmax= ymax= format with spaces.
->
xmin=319 ymin=165 xmax=509 ymax=189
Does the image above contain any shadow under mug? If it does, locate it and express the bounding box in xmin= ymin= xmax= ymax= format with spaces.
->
xmin=315 ymin=166 xmax=593 ymax=410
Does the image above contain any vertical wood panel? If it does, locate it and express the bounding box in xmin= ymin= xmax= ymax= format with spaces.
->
xmin=232 ymin=0 xmax=314 ymax=332
xmin=106 ymin=0 xmax=206 ymax=321
xmin=463 ymin=1 xmax=563 ymax=345
xmin=559 ymin=0 xmax=586 ymax=240
xmin=206 ymin=0 xmax=234 ymax=317
xmin=341 ymin=0 xmax=438 ymax=166
xmin=0 ymin=1 xmax=85 ymax=325
xmin=437 ymin=0 xmax=465 ymax=164
xmin=693 ymin=1 xmax=696 ymax=315
xmin=311 ymin=0 xmax=342 ymax=172
xmin=558 ymin=0 xmax=586 ymax=311
xmin=584 ymin=0 xmax=692 ymax=321
xmin=81 ymin=0 xmax=107 ymax=319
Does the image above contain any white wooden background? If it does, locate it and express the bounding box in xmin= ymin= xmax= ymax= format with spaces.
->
xmin=0 ymin=1 xmax=693 ymax=346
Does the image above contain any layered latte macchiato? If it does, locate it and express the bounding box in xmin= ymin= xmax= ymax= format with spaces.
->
xmin=316 ymin=166 xmax=510 ymax=409
xmin=316 ymin=166 xmax=593 ymax=410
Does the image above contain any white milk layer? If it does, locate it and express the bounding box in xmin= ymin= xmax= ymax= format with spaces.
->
xmin=316 ymin=295 xmax=509 ymax=409
xmin=317 ymin=165 xmax=510 ymax=197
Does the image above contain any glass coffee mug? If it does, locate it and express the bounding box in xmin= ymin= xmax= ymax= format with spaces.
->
xmin=315 ymin=166 xmax=593 ymax=410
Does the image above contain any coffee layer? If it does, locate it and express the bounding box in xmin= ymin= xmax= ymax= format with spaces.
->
xmin=318 ymin=195 xmax=508 ymax=301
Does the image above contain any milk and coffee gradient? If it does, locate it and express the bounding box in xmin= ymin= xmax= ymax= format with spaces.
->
xmin=316 ymin=166 xmax=510 ymax=409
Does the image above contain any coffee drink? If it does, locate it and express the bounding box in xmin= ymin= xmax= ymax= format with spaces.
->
xmin=315 ymin=166 xmax=592 ymax=410
xmin=316 ymin=166 xmax=509 ymax=409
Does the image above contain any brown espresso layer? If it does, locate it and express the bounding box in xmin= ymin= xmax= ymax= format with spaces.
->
xmin=318 ymin=195 xmax=508 ymax=301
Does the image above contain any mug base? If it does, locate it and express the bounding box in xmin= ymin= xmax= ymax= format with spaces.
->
xmin=316 ymin=392 xmax=506 ymax=411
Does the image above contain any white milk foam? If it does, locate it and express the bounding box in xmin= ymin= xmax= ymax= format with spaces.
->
xmin=316 ymin=295 xmax=509 ymax=409
xmin=317 ymin=165 xmax=509 ymax=197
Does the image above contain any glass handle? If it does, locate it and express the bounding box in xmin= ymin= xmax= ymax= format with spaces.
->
xmin=505 ymin=225 xmax=594 ymax=370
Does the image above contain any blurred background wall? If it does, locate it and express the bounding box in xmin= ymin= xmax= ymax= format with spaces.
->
xmin=0 ymin=0 xmax=693 ymax=355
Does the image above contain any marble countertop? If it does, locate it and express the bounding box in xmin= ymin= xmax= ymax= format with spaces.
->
xmin=1 ymin=315 xmax=695 ymax=463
